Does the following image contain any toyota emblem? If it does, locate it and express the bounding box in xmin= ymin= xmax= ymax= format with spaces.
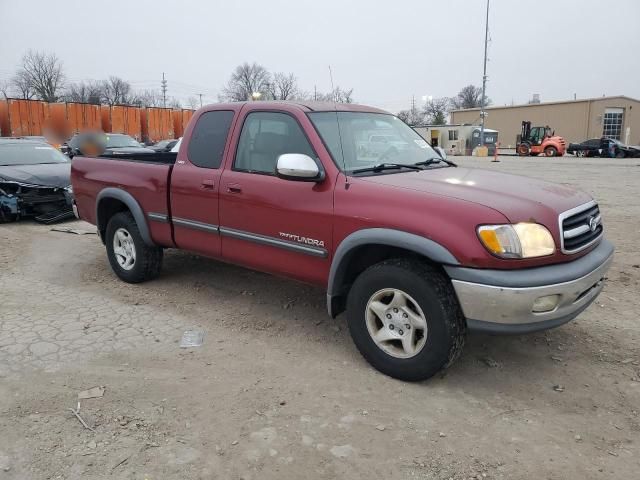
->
xmin=588 ymin=216 xmax=598 ymax=232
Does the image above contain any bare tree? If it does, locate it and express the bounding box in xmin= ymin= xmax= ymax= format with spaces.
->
xmin=309 ymin=86 xmax=355 ymax=103
xmin=267 ymin=72 xmax=298 ymax=100
xmin=63 ymin=81 xmax=102 ymax=104
xmin=100 ymin=76 xmax=133 ymax=105
xmin=168 ymin=97 xmax=182 ymax=109
xmin=10 ymin=70 xmax=36 ymax=99
xmin=450 ymin=85 xmax=490 ymax=110
xmin=220 ymin=62 xmax=271 ymax=102
xmin=0 ymin=80 xmax=10 ymax=99
xmin=396 ymin=108 xmax=424 ymax=126
xmin=186 ymin=96 xmax=199 ymax=109
xmin=15 ymin=50 xmax=65 ymax=102
xmin=132 ymin=89 xmax=163 ymax=107
xmin=424 ymin=97 xmax=450 ymax=125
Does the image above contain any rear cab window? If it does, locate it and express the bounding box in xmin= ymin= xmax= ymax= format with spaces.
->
xmin=188 ymin=110 xmax=235 ymax=169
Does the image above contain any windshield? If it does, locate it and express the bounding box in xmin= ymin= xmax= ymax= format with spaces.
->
xmin=104 ymin=135 xmax=142 ymax=148
xmin=308 ymin=112 xmax=442 ymax=173
xmin=0 ymin=143 xmax=69 ymax=166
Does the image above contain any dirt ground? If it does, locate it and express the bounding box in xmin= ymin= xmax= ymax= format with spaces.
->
xmin=1 ymin=155 xmax=638 ymax=480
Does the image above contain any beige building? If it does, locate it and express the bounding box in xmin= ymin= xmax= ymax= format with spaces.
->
xmin=450 ymin=96 xmax=640 ymax=147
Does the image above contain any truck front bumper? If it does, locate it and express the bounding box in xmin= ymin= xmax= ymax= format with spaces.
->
xmin=445 ymin=239 xmax=614 ymax=334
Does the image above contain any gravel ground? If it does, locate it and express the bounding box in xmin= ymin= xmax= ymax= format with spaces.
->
xmin=0 ymin=155 xmax=638 ymax=479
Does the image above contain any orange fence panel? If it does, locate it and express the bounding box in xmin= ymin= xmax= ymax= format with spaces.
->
xmin=141 ymin=107 xmax=175 ymax=143
xmin=172 ymin=109 xmax=195 ymax=138
xmin=100 ymin=105 xmax=142 ymax=140
xmin=2 ymin=99 xmax=49 ymax=137
xmin=0 ymin=100 xmax=9 ymax=137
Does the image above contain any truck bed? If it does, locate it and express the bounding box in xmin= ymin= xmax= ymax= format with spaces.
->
xmin=71 ymin=154 xmax=175 ymax=247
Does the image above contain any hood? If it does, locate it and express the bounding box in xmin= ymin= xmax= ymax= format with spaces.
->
xmin=357 ymin=167 xmax=592 ymax=223
xmin=105 ymin=146 xmax=155 ymax=154
xmin=0 ymin=162 xmax=71 ymax=188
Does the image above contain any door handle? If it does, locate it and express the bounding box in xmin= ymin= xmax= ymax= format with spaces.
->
xmin=226 ymin=183 xmax=242 ymax=194
xmin=201 ymin=178 xmax=215 ymax=189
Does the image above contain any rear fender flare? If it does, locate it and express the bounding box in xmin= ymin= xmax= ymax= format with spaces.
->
xmin=96 ymin=188 xmax=155 ymax=246
xmin=326 ymin=228 xmax=459 ymax=317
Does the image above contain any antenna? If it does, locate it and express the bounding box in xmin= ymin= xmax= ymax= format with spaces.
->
xmin=328 ymin=65 xmax=335 ymax=100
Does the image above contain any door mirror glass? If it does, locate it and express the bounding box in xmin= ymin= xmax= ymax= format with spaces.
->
xmin=435 ymin=146 xmax=447 ymax=160
xmin=276 ymin=154 xmax=323 ymax=181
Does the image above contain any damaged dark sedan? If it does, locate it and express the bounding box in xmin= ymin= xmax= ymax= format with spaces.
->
xmin=0 ymin=139 xmax=74 ymax=224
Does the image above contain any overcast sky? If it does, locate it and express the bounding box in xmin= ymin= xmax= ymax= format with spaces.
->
xmin=1 ymin=0 xmax=639 ymax=112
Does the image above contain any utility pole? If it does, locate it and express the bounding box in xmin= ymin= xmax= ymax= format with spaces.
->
xmin=161 ymin=72 xmax=167 ymax=108
xmin=314 ymin=85 xmax=317 ymax=101
xmin=198 ymin=93 xmax=203 ymax=108
xmin=479 ymin=0 xmax=490 ymax=147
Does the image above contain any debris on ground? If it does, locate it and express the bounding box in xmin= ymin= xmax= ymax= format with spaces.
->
xmin=78 ymin=386 xmax=105 ymax=400
xmin=51 ymin=227 xmax=97 ymax=235
xmin=179 ymin=330 xmax=205 ymax=348
xmin=375 ymin=424 xmax=386 ymax=431
xmin=68 ymin=406 xmax=95 ymax=432
xmin=481 ymin=357 xmax=500 ymax=368
xmin=553 ymin=385 xmax=565 ymax=392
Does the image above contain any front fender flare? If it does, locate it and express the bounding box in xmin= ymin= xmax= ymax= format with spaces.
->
xmin=96 ymin=187 xmax=155 ymax=246
xmin=326 ymin=228 xmax=459 ymax=317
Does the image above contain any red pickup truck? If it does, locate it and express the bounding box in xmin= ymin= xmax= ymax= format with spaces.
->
xmin=71 ymin=101 xmax=614 ymax=381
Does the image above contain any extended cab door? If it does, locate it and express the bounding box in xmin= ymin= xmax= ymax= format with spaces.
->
xmin=169 ymin=109 xmax=236 ymax=257
xmin=218 ymin=108 xmax=335 ymax=286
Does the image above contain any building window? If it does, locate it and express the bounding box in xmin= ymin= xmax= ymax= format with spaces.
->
xmin=448 ymin=130 xmax=458 ymax=141
xmin=602 ymin=108 xmax=623 ymax=140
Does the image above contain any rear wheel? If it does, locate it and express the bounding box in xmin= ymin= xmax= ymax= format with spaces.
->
xmin=346 ymin=259 xmax=466 ymax=381
xmin=544 ymin=146 xmax=558 ymax=157
xmin=576 ymin=150 xmax=587 ymax=158
xmin=106 ymin=212 xmax=163 ymax=283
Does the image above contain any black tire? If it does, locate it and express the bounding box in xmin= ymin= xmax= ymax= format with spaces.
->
xmin=105 ymin=211 xmax=163 ymax=283
xmin=517 ymin=144 xmax=530 ymax=156
xmin=544 ymin=146 xmax=558 ymax=157
xmin=346 ymin=258 xmax=466 ymax=381
xmin=615 ymin=151 xmax=625 ymax=159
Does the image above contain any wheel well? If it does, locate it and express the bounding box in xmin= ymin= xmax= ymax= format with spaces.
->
xmin=330 ymin=244 xmax=440 ymax=316
xmin=97 ymin=198 xmax=129 ymax=242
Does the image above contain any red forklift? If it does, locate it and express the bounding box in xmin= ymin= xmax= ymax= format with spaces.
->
xmin=516 ymin=121 xmax=566 ymax=157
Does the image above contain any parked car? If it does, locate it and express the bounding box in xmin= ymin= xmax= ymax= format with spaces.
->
xmin=568 ymin=137 xmax=640 ymax=158
xmin=65 ymin=133 xmax=154 ymax=157
xmin=148 ymin=139 xmax=178 ymax=152
xmin=170 ymin=137 xmax=182 ymax=153
xmin=0 ymin=138 xmax=74 ymax=223
xmin=71 ymin=101 xmax=613 ymax=382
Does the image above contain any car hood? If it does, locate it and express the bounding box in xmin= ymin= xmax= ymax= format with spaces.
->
xmin=0 ymin=162 xmax=71 ymax=188
xmin=357 ymin=167 xmax=592 ymax=223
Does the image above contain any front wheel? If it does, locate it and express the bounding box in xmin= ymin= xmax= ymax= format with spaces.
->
xmin=517 ymin=144 xmax=530 ymax=156
xmin=576 ymin=150 xmax=587 ymax=158
xmin=346 ymin=259 xmax=466 ymax=381
xmin=106 ymin=212 xmax=163 ymax=283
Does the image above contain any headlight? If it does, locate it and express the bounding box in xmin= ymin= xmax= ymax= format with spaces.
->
xmin=64 ymin=185 xmax=73 ymax=194
xmin=477 ymin=223 xmax=555 ymax=258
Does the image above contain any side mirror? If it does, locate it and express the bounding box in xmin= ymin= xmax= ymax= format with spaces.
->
xmin=435 ymin=146 xmax=447 ymax=160
xmin=276 ymin=154 xmax=324 ymax=182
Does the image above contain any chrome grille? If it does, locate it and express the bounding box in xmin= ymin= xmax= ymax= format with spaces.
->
xmin=559 ymin=201 xmax=603 ymax=253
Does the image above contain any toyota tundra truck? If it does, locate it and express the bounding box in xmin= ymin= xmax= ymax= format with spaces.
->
xmin=71 ymin=101 xmax=614 ymax=381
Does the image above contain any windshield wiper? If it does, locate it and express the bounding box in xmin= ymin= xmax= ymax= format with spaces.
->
xmin=352 ymin=163 xmax=423 ymax=174
xmin=414 ymin=157 xmax=457 ymax=168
